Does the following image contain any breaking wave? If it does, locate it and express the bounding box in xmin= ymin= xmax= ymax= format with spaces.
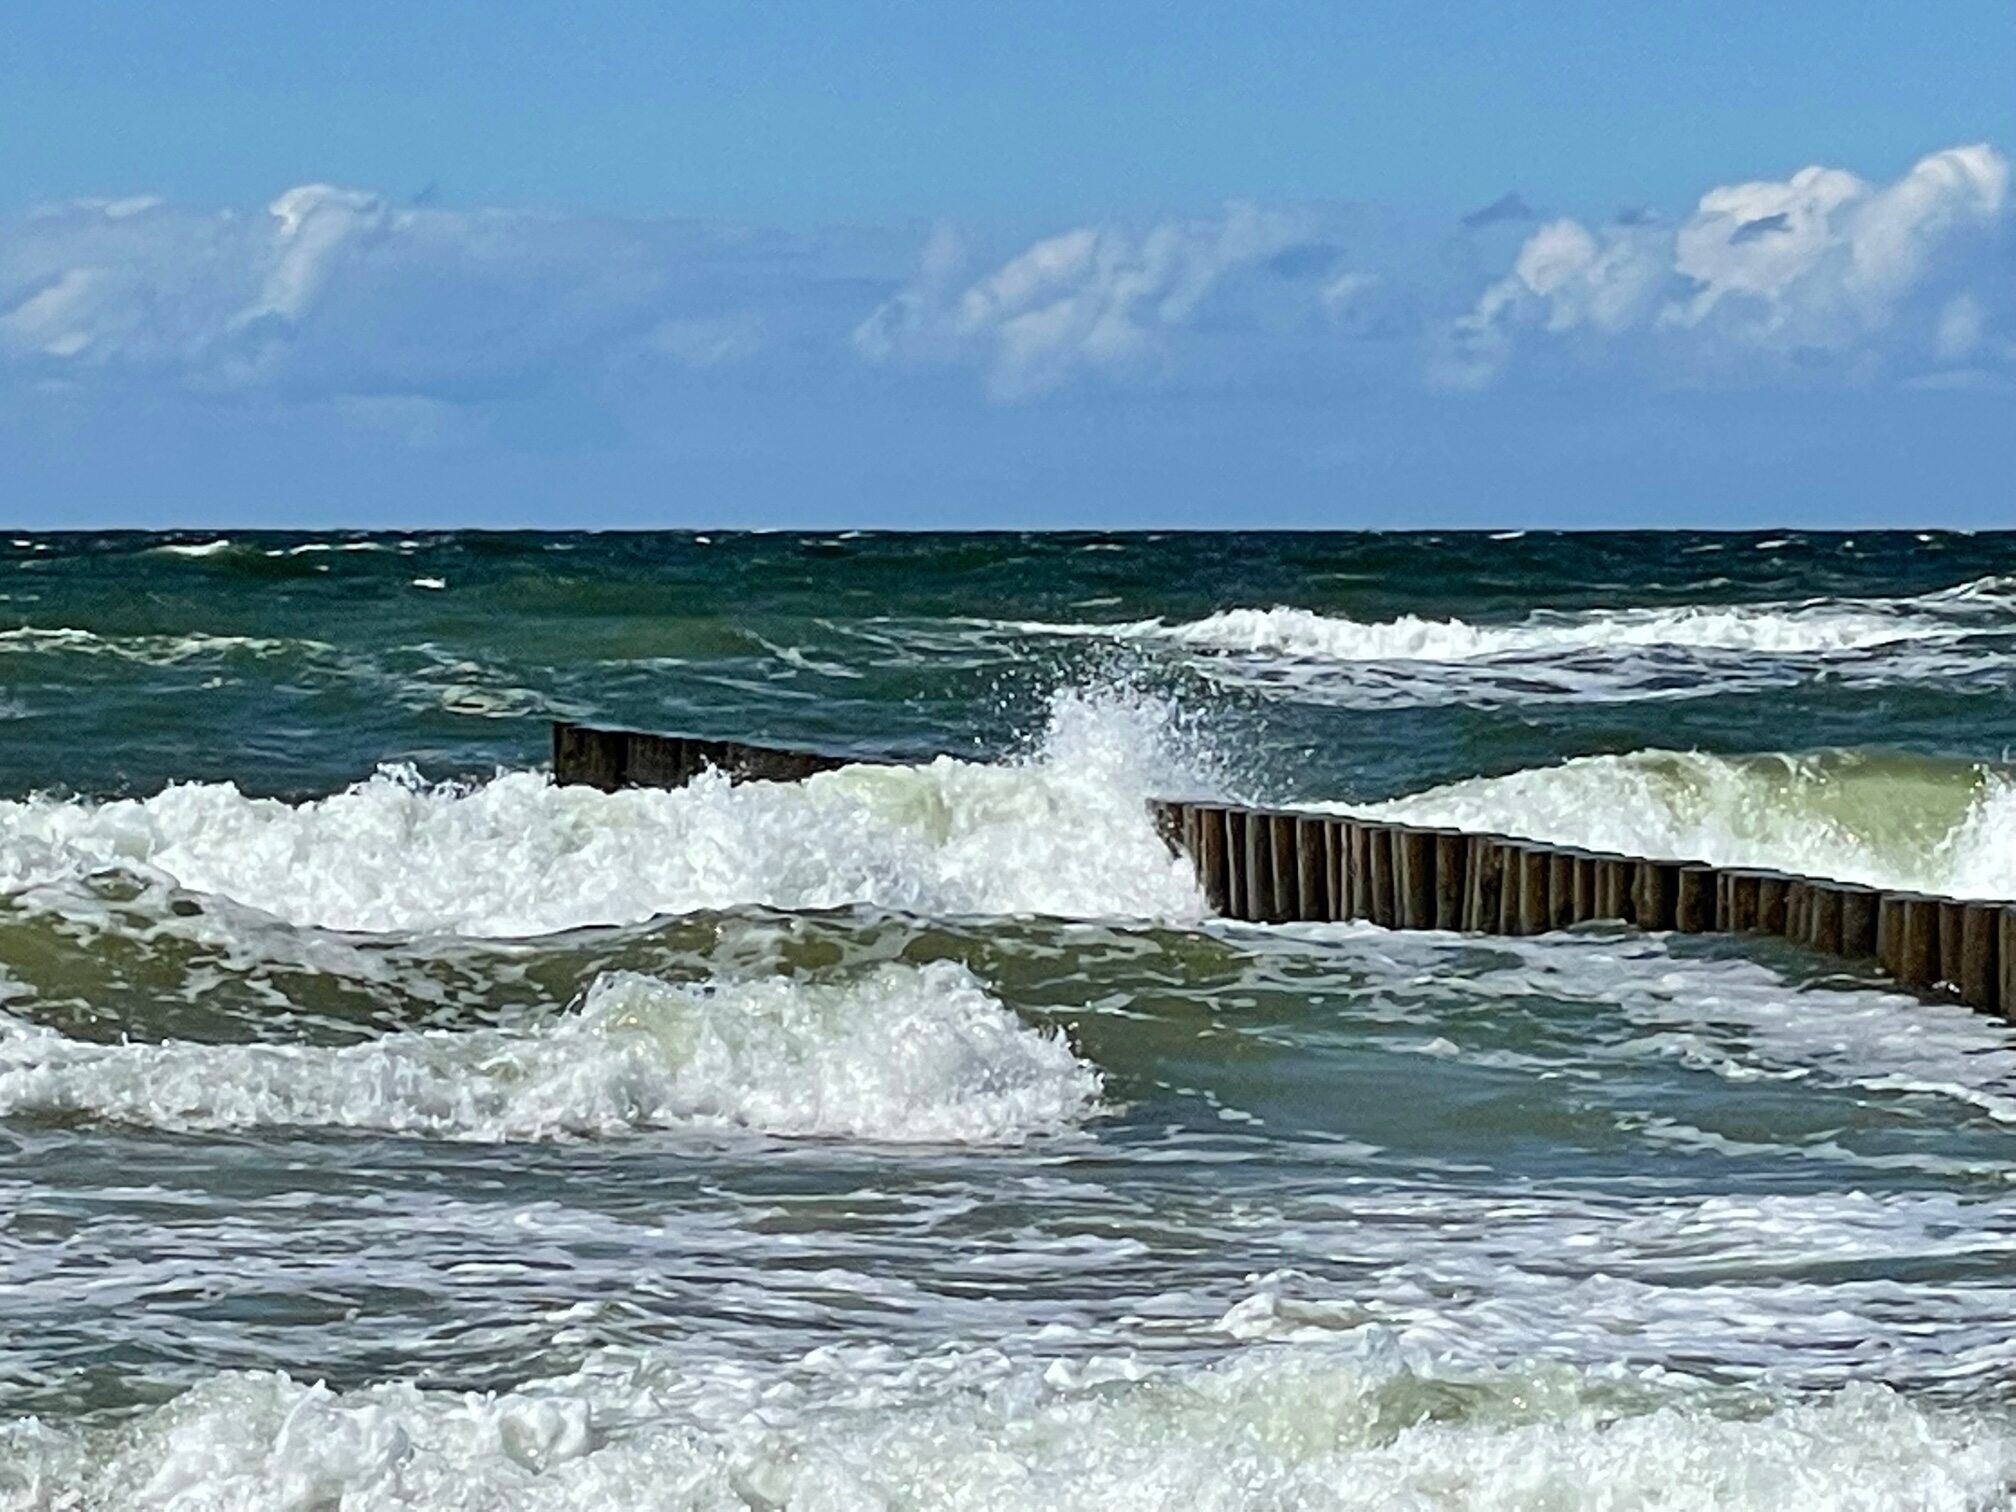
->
xmin=7 ymin=1329 xmax=2011 ymax=1510
xmin=1114 ymin=601 xmax=1954 ymax=660
xmin=0 ymin=690 xmax=1209 ymax=936
xmin=1353 ymin=746 xmax=2016 ymax=899
xmin=999 ymin=580 xmax=2015 ymax=705
xmin=0 ymin=961 xmax=1099 ymax=1144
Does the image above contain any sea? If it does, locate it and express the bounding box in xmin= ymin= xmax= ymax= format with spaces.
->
xmin=3 ymin=529 xmax=2015 ymax=1509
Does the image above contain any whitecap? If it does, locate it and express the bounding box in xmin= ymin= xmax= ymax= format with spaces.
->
xmin=1347 ymin=746 xmax=2016 ymax=899
xmin=0 ymin=961 xmax=1100 ymax=1144
xmin=0 ymin=688 xmax=1208 ymax=936
xmin=9 ymin=1331 xmax=2011 ymax=1510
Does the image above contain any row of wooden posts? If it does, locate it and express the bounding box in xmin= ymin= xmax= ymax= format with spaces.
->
xmin=552 ymin=723 xmax=2014 ymax=1024
xmin=554 ymin=721 xmax=856 ymax=791
xmin=1148 ymin=799 xmax=2014 ymax=1021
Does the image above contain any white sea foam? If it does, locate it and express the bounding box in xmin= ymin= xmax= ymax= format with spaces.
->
xmin=6 ymin=1330 xmax=2010 ymax=1511
xmin=0 ymin=690 xmax=1208 ymax=935
xmin=0 ymin=961 xmax=1098 ymax=1143
xmin=1347 ymin=746 xmax=2016 ymax=900
xmin=996 ymin=581 xmax=2016 ymax=705
xmin=1128 ymin=601 xmax=1953 ymax=661
xmin=0 ymin=626 xmax=326 ymax=663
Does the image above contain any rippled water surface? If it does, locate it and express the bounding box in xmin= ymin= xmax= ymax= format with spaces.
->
xmin=4 ymin=531 xmax=2016 ymax=1509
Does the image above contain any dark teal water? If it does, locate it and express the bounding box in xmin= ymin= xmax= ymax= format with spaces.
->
xmin=4 ymin=531 xmax=2016 ymax=1508
xmin=9 ymin=529 xmax=2016 ymax=800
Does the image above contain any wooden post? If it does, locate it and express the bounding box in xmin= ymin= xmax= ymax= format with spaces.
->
xmin=1516 ymin=845 xmax=1550 ymax=935
xmin=1782 ymin=879 xmax=1811 ymax=943
xmin=1367 ymin=824 xmax=1397 ymax=927
xmin=1395 ymin=828 xmax=1436 ymax=929
xmin=1326 ymin=820 xmax=1348 ymax=921
xmin=1720 ymin=871 xmax=1761 ymax=933
xmin=2000 ymin=908 xmax=2016 ymax=1023
xmin=1959 ymin=901 xmax=1999 ymax=1014
xmin=1838 ymin=885 xmax=1878 ymax=958
xmin=1270 ymin=813 xmax=1299 ymax=922
xmin=1493 ymin=844 xmax=1520 ymax=934
xmin=1896 ymin=895 xmax=1939 ymax=990
xmin=1547 ymin=851 xmax=1577 ymax=931
xmin=1633 ymin=860 xmax=1676 ymax=932
xmin=1939 ymin=901 xmax=1967 ymax=991
xmin=1876 ymin=892 xmax=1904 ymax=978
xmin=622 ymin=731 xmax=697 ymax=788
xmin=1675 ymin=865 xmax=1716 ymax=933
xmin=1434 ymin=832 xmax=1467 ymax=930
xmin=1497 ymin=844 xmax=1527 ymax=934
xmin=1572 ymin=852 xmax=1598 ymax=923
xmin=1243 ymin=809 xmax=1272 ymax=923
xmin=1347 ymin=822 xmax=1372 ymax=920
xmin=1221 ymin=809 xmax=1248 ymax=919
xmin=1593 ymin=856 xmax=1633 ymax=923
xmin=553 ymin=722 xmax=627 ymax=790
xmin=1805 ymin=883 xmax=1843 ymax=956
xmin=1192 ymin=807 xmax=1227 ymax=915
xmin=1465 ymin=834 xmax=1505 ymax=932
xmin=1295 ymin=816 xmax=1327 ymax=921
xmin=1755 ymin=874 xmax=1788 ymax=936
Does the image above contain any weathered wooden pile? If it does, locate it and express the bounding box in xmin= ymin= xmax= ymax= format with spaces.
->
xmin=553 ymin=722 xmax=2016 ymax=1023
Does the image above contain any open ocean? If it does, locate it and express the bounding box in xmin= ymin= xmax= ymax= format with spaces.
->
xmin=4 ymin=529 xmax=2016 ymax=1509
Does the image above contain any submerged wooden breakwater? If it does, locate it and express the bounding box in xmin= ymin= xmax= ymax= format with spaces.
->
xmin=553 ymin=721 xmax=2015 ymax=1024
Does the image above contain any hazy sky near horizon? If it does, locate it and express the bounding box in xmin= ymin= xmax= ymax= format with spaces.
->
xmin=4 ymin=1 xmax=2015 ymax=528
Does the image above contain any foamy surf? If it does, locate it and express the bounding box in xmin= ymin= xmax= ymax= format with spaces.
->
xmin=0 ymin=690 xmax=1210 ymax=936
xmin=1114 ymin=601 xmax=1953 ymax=660
xmin=146 ymin=538 xmax=239 ymax=559
xmin=6 ymin=1330 xmax=2011 ymax=1511
xmin=0 ymin=626 xmax=327 ymax=664
xmin=1349 ymin=746 xmax=2016 ymax=900
xmin=0 ymin=961 xmax=1100 ymax=1143
xmin=994 ymin=581 xmax=2014 ymax=705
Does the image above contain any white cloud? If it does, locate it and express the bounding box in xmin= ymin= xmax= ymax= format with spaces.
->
xmin=1441 ymin=144 xmax=2014 ymax=387
xmin=0 ymin=186 xmax=869 ymax=400
xmin=4 ymin=150 xmax=2010 ymax=414
xmin=853 ymin=204 xmax=1327 ymax=398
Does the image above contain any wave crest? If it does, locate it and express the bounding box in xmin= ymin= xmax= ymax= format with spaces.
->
xmin=0 ymin=689 xmax=1209 ymax=936
xmin=998 ymin=582 xmax=2013 ymax=705
xmin=0 ymin=961 xmax=1100 ymax=1144
xmin=11 ymin=1331 xmax=2012 ymax=1510
xmin=1354 ymin=746 xmax=2016 ymax=899
xmin=1139 ymin=601 xmax=1949 ymax=661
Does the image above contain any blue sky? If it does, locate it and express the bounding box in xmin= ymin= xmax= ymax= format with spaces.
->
xmin=4 ymin=1 xmax=2014 ymax=527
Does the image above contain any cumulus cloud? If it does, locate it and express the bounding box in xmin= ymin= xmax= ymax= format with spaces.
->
xmin=0 ymin=186 xmax=870 ymax=400
xmin=852 ymin=204 xmax=1351 ymax=398
xmin=1439 ymin=144 xmax=2014 ymax=387
xmin=4 ymin=148 xmax=2011 ymax=414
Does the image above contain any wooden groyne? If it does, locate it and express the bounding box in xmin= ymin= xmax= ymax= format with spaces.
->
xmin=1148 ymin=799 xmax=2015 ymax=1022
xmin=553 ymin=721 xmax=2015 ymax=1024
xmin=553 ymin=722 xmax=863 ymax=791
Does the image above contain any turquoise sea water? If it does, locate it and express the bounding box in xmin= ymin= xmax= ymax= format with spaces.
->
xmin=3 ymin=531 xmax=2016 ymax=1508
